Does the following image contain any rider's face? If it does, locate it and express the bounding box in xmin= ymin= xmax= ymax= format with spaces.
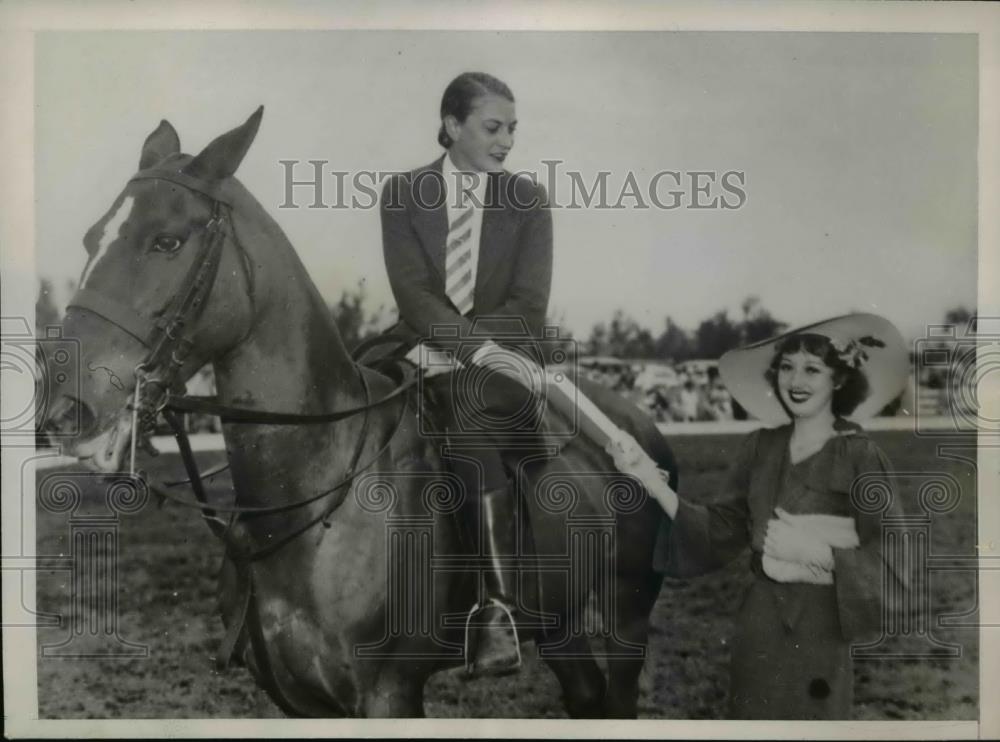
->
xmin=444 ymin=94 xmax=516 ymax=173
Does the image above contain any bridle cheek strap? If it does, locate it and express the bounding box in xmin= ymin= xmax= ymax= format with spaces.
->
xmin=143 ymin=202 xmax=227 ymax=375
xmin=67 ymin=197 xmax=229 ymax=425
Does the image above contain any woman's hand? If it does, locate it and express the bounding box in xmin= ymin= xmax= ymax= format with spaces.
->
xmin=763 ymin=512 xmax=835 ymax=571
xmin=775 ymin=507 xmax=860 ymax=549
xmin=604 ymin=434 xmax=678 ymax=518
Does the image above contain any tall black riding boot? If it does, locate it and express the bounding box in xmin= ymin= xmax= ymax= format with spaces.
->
xmin=465 ymin=486 xmax=522 ymax=677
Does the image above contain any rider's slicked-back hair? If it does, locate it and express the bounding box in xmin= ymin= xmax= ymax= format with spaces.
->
xmin=438 ymin=72 xmax=515 ymax=149
xmin=764 ymin=333 xmax=871 ymax=417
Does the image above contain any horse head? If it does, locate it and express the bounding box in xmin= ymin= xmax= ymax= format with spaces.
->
xmin=44 ymin=108 xmax=265 ymax=471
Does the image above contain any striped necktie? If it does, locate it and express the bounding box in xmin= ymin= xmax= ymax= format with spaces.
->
xmin=445 ymin=187 xmax=476 ymax=315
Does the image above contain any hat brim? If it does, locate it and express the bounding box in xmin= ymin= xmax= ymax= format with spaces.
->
xmin=718 ymin=313 xmax=909 ymax=425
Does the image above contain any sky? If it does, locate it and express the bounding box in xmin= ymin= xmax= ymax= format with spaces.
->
xmin=34 ymin=30 xmax=978 ymax=344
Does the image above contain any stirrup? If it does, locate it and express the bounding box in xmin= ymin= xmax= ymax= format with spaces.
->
xmin=463 ymin=598 xmax=522 ymax=676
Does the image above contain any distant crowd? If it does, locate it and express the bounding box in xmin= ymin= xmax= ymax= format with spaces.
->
xmin=579 ymin=358 xmax=740 ymax=423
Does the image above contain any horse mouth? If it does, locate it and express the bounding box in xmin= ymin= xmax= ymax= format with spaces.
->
xmin=72 ymin=411 xmax=134 ymax=473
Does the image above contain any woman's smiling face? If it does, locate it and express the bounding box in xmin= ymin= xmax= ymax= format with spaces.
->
xmin=444 ymin=93 xmax=516 ymax=173
xmin=776 ymin=350 xmax=839 ymax=419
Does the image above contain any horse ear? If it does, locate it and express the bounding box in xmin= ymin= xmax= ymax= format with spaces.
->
xmin=139 ymin=120 xmax=181 ymax=170
xmin=183 ymin=106 xmax=264 ymax=182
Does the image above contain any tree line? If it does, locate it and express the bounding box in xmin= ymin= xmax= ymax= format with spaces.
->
xmin=35 ymin=279 xmax=976 ymax=366
xmin=583 ymin=296 xmax=786 ymax=362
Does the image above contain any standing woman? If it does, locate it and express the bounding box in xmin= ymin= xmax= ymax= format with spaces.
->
xmin=379 ymin=72 xmax=552 ymax=677
xmin=607 ymin=314 xmax=910 ymax=719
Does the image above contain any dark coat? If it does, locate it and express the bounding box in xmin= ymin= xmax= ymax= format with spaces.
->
xmin=664 ymin=419 xmax=908 ymax=719
xmin=379 ymin=156 xmax=552 ymax=364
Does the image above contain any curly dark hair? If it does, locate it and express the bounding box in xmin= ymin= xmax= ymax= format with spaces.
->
xmin=437 ymin=72 xmax=515 ymax=149
xmin=764 ymin=333 xmax=871 ymax=417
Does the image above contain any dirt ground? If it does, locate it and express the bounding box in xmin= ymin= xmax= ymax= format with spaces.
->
xmin=34 ymin=430 xmax=978 ymax=719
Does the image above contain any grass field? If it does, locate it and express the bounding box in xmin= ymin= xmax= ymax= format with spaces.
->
xmin=34 ymin=430 xmax=979 ymax=719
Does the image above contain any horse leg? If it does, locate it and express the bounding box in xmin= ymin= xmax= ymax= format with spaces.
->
xmin=601 ymin=569 xmax=663 ymax=718
xmin=538 ymin=633 xmax=607 ymax=718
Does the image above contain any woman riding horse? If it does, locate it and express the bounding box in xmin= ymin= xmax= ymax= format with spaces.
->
xmin=380 ymin=72 xmax=551 ymax=677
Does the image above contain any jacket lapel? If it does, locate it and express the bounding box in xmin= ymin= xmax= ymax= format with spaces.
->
xmin=410 ymin=156 xmax=449 ymax=282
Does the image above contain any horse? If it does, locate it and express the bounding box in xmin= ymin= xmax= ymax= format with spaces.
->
xmin=43 ymin=108 xmax=679 ymax=718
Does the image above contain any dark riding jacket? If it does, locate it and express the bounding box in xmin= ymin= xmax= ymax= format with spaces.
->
xmin=379 ymin=156 xmax=553 ymax=364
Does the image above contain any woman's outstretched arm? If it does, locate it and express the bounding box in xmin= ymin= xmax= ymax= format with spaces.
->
xmin=607 ymin=430 xmax=758 ymax=578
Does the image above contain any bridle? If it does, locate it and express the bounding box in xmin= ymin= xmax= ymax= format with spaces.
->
xmin=70 ymin=169 xmax=234 ymax=444
xmin=66 ymin=168 xmax=419 ymax=552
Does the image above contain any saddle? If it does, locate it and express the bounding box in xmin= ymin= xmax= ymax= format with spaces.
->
xmin=350 ymin=334 xmax=552 ymax=620
xmin=351 ymin=333 xmax=566 ymax=454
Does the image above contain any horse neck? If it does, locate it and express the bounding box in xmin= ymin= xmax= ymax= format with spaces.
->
xmin=210 ymin=202 xmax=365 ymax=507
xmin=214 ymin=289 xmax=358 ymax=410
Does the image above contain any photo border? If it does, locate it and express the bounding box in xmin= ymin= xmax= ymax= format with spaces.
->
xmin=1 ymin=0 xmax=997 ymax=738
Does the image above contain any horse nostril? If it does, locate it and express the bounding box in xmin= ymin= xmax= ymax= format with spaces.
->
xmin=45 ymin=396 xmax=97 ymax=439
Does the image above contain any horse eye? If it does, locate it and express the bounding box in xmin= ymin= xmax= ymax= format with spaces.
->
xmin=152 ymin=235 xmax=183 ymax=253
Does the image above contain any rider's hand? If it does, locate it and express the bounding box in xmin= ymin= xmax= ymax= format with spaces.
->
xmin=469 ymin=339 xmax=501 ymax=366
xmin=469 ymin=340 xmax=545 ymax=399
xmin=406 ymin=343 xmax=460 ymax=378
xmin=404 ymin=344 xmax=422 ymax=366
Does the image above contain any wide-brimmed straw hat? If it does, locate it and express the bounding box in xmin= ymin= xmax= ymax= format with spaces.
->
xmin=718 ymin=313 xmax=908 ymax=425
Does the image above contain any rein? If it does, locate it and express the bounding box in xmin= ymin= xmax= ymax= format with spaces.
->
xmin=151 ymin=366 xmax=410 ymax=530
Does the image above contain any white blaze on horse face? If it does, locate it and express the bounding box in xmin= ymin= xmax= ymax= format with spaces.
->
xmin=80 ymin=195 xmax=135 ymax=288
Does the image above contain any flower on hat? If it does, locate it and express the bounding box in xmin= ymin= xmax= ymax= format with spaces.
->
xmin=829 ymin=335 xmax=885 ymax=370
